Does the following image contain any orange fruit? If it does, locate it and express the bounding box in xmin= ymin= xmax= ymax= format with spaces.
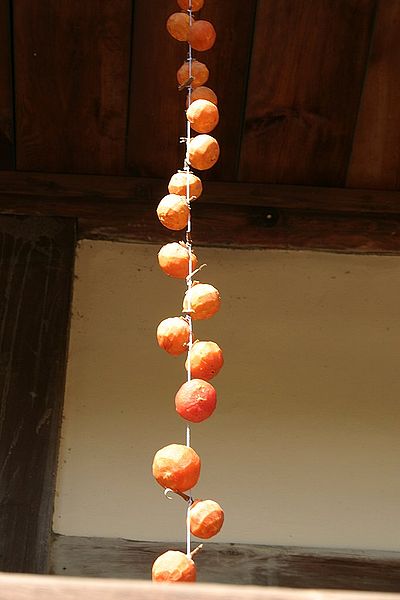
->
xmin=190 ymin=499 xmax=224 ymax=539
xmin=157 ymin=194 xmax=189 ymax=230
xmin=152 ymin=550 xmax=196 ymax=582
xmin=177 ymin=0 xmax=204 ymax=11
xmin=157 ymin=317 xmax=190 ymax=355
xmin=158 ymin=242 xmax=198 ymax=279
xmin=187 ymin=99 xmax=219 ymax=133
xmin=183 ymin=282 xmax=221 ymax=319
xmin=188 ymin=135 xmax=219 ymax=170
xmin=152 ymin=443 xmax=201 ymax=492
xmin=188 ymin=20 xmax=216 ymax=51
xmin=185 ymin=340 xmax=224 ymax=380
xmin=175 ymin=378 xmax=217 ymax=422
xmin=188 ymin=86 xmax=218 ymax=107
xmin=166 ymin=12 xmax=191 ymax=41
xmin=177 ymin=60 xmax=209 ymax=89
xmin=168 ymin=171 xmax=203 ymax=200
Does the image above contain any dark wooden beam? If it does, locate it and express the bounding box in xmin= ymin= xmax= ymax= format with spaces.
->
xmin=0 ymin=0 xmax=14 ymax=168
xmin=0 ymin=171 xmax=399 ymax=252
xmin=0 ymin=216 xmax=75 ymax=573
xmin=50 ymin=535 xmax=400 ymax=592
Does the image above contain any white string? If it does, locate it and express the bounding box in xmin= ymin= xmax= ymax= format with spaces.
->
xmin=184 ymin=0 xmax=194 ymax=559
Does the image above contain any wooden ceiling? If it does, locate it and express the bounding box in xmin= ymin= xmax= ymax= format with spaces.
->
xmin=0 ymin=0 xmax=400 ymax=252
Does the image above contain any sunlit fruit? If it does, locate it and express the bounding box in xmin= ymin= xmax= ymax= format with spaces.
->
xmin=152 ymin=550 xmax=196 ymax=582
xmin=185 ymin=340 xmax=224 ymax=380
xmin=190 ymin=499 xmax=224 ymax=539
xmin=157 ymin=194 xmax=189 ymax=230
xmin=157 ymin=317 xmax=190 ymax=355
xmin=187 ymin=99 xmax=219 ymax=133
xmin=168 ymin=171 xmax=203 ymax=200
xmin=188 ymin=20 xmax=216 ymax=51
xmin=183 ymin=282 xmax=221 ymax=319
xmin=177 ymin=0 xmax=204 ymax=10
xmin=175 ymin=379 xmax=217 ymax=422
xmin=177 ymin=60 xmax=209 ymax=88
xmin=188 ymin=86 xmax=218 ymax=107
xmin=158 ymin=242 xmax=198 ymax=279
xmin=188 ymin=135 xmax=219 ymax=170
xmin=166 ymin=12 xmax=191 ymax=41
xmin=152 ymin=443 xmax=201 ymax=492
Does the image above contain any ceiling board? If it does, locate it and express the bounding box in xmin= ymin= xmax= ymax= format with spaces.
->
xmin=347 ymin=0 xmax=400 ymax=190
xmin=14 ymin=1 xmax=132 ymax=174
xmin=239 ymin=0 xmax=376 ymax=186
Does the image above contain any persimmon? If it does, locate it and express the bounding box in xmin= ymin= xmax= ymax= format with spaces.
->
xmin=152 ymin=550 xmax=196 ymax=582
xmin=177 ymin=0 xmax=204 ymax=10
xmin=152 ymin=443 xmax=201 ymax=492
xmin=188 ymin=86 xmax=218 ymax=107
xmin=168 ymin=171 xmax=203 ymax=200
xmin=187 ymin=99 xmax=219 ymax=133
xmin=188 ymin=135 xmax=220 ymax=170
xmin=158 ymin=242 xmax=198 ymax=279
xmin=157 ymin=317 xmax=190 ymax=355
xmin=183 ymin=282 xmax=221 ymax=320
xmin=175 ymin=378 xmax=216 ymax=422
xmin=188 ymin=20 xmax=216 ymax=52
xmin=166 ymin=12 xmax=191 ymax=41
xmin=190 ymin=499 xmax=224 ymax=539
xmin=177 ymin=60 xmax=209 ymax=89
xmin=157 ymin=194 xmax=189 ymax=230
xmin=185 ymin=340 xmax=224 ymax=380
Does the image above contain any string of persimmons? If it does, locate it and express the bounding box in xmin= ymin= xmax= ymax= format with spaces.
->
xmin=151 ymin=0 xmax=224 ymax=583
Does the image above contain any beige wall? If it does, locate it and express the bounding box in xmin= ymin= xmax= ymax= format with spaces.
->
xmin=54 ymin=241 xmax=400 ymax=551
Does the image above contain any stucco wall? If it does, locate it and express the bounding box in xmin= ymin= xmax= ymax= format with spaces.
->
xmin=54 ymin=241 xmax=400 ymax=550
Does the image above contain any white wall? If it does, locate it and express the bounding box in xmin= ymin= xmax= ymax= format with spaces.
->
xmin=54 ymin=241 xmax=400 ymax=551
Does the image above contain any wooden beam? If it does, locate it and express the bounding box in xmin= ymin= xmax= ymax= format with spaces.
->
xmin=0 ymin=0 xmax=14 ymax=168
xmin=50 ymin=535 xmax=400 ymax=592
xmin=0 ymin=216 xmax=75 ymax=573
xmin=0 ymin=171 xmax=399 ymax=252
xmin=0 ymin=573 xmax=399 ymax=600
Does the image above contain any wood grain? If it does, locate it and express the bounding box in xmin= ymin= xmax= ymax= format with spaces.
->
xmin=239 ymin=0 xmax=376 ymax=186
xmin=0 ymin=0 xmax=14 ymax=169
xmin=50 ymin=535 xmax=400 ymax=592
xmin=2 ymin=573 xmax=400 ymax=600
xmin=13 ymin=1 xmax=132 ymax=174
xmin=347 ymin=0 xmax=400 ymax=189
xmin=0 ymin=217 xmax=75 ymax=573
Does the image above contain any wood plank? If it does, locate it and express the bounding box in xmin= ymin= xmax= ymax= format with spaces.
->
xmin=239 ymin=0 xmax=376 ymax=186
xmin=347 ymin=0 xmax=400 ymax=189
xmin=13 ymin=1 xmax=131 ymax=174
xmin=127 ymin=1 xmax=257 ymax=181
xmin=1 ymin=574 xmax=400 ymax=600
xmin=0 ymin=0 xmax=14 ymax=168
xmin=0 ymin=217 xmax=75 ymax=573
xmin=50 ymin=535 xmax=400 ymax=592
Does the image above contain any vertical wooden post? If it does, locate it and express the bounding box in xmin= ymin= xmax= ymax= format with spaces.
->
xmin=0 ymin=216 xmax=75 ymax=573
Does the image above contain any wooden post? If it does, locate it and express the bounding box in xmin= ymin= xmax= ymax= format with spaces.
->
xmin=0 ymin=216 xmax=75 ymax=573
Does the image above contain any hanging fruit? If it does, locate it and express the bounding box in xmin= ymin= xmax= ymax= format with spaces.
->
xmin=187 ymin=99 xmax=219 ymax=133
xmin=190 ymin=499 xmax=224 ymax=539
xmin=152 ymin=443 xmax=201 ymax=492
xmin=185 ymin=340 xmax=224 ymax=380
xmin=183 ymin=282 xmax=221 ymax=319
xmin=188 ymin=134 xmax=220 ymax=170
xmin=188 ymin=20 xmax=216 ymax=52
xmin=158 ymin=242 xmax=198 ymax=279
xmin=152 ymin=550 xmax=196 ymax=582
xmin=157 ymin=317 xmax=190 ymax=356
xmin=168 ymin=171 xmax=203 ymax=199
xmin=177 ymin=0 xmax=204 ymax=10
xmin=188 ymin=86 xmax=218 ymax=107
xmin=177 ymin=60 xmax=209 ymax=88
xmin=157 ymin=194 xmax=189 ymax=231
xmin=175 ymin=378 xmax=217 ymax=422
xmin=166 ymin=12 xmax=191 ymax=41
